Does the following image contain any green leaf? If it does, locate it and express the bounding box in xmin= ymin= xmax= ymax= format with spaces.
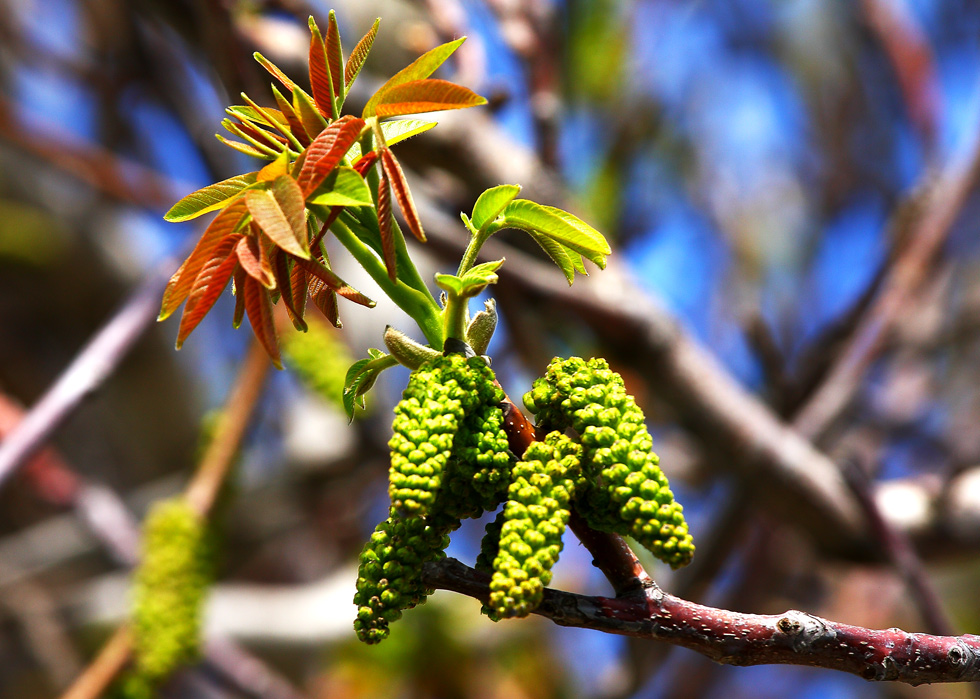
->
xmin=343 ymin=350 xmax=397 ymax=420
xmin=471 ymin=184 xmax=520 ymax=231
xmin=363 ymin=38 xmax=466 ymax=117
xmin=345 ymin=119 xmax=436 ymax=160
xmin=499 ymin=199 xmax=610 ymax=268
xmin=245 ymin=176 xmax=309 ymax=258
xmin=345 ymin=18 xmax=380 ymax=89
xmin=435 ymin=258 xmax=502 ymax=298
xmin=372 ymin=79 xmax=486 ymax=118
xmin=165 ymin=173 xmax=258 ymax=222
xmin=292 ymin=88 xmax=328 ymax=140
xmin=527 ymin=230 xmax=576 ymax=285
xmin=226 ymin=105 xmax=289 ymax=131
xmin=307 ymin=167 xmax=373 ymax=207
xmin=216 ymin=134 xmax=276 ymax=161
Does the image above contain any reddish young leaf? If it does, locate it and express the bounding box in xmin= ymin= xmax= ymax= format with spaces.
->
xmin=308 ymin=17 xmax=337 ymax=119
xmin=309 ymin=207 xmax=344 ymax=251
xmin=232 ymin=266 xmax=247 ymax=328
xmin=292 ymin=256 xmax=375 ymax=307
xmin=242 ymin=276 xmax=282 ymax=368
xmin=246 ymin=176 xmax=309 ymax=258
xmin=345 ymin=18 xmax=379 ymax=88
xmin=257 ymin=150 xmax=290 ymax=182
xmin=176 ymin=234 xmax=242 ymax=348
xmin=272 ymin=86 xmax=311 ymax=147
xmin=380 ymin=148 xmax=425 ymax=242
xmin=271 ymin=249 xmax=308 ymax=331
xmin=363 ymin=37 xmax=465 ymax=117
xmin=296 ymin=115 xmax=365 ymax=196
xmin=309 ymin=278 xmax=340 ymax=327
xmin=325 ymin=12 xmax=345 ymax=105
xmin=377 ymin=164 xmax=396 ymax=281
xmin=160 ymin=200 xmax=248 ymax=320
xmin=235 ymin=232 xmax=275 ymax=288
xmin=352 ymin=150 xmax=379 ymax=177
xmin=253 ymin=52 xmax=298 ymax=93
xmin=373 ymin=79 xmax=487 ymax=118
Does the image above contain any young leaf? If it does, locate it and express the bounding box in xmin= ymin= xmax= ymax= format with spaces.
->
xmin=500 ymin=199 xmax=610 ymax=268
xmin=216 ymin=134 xmax=273 ymax=160
xmin=345 ymin=119 xmax=436 ymax=161
xmin=325 ymin=12 xmax=345 ymax=107
xmin=253 ymin=52 xmax=297 ymax=93
xmin=435 ymin=259 xmax=502 ymax=298
xmin=309 ymin=278 xmax=340 ymax=327
xmin=242 ymin=276 xmax=282 ymax=368
xmin=307 ymin=167 xmax=373 ymax=208
xmin=308 ymin=16 xmax=338 ymax=119
xmin=230 ymin=100 xmax=292 ymax=141
xmin=164 ymin=173 xmax=258 ymax=223
xmin=293 ymin=88 xmax=328 ymax=140
xmin=221 ymin=119 xmax=284 ymax=157
xmin=377 ymin=163 xmax=395 ymax=281
xmin=270 ymin=249 xmax=308 ymax=331
xmin=527 ymin=230 xmax=576 ymax=285
xmin=257 ymin=150 xmax=290 ymax=182
xmin=296 ymin=115 xmax=366 ymax=196
xmin=372 ymin=79 xmax=486 ymax=118
xmin=232 ymin=266 xmax=247 ymax=329
xmin=380 ymin=148 xmax=425 ymax=242
xmin=363 ymin=37 xmax=466 ymax=117
xmin=245 ymin=176 xmax=309 ymax=258
xmin=160 ymin=200 xmax=248 ymax=320
xmin=342 ymin=349 xmax=397 ymax=420
xmin=235 ymin=233 xmax=275 ymax=289
xmin=292 ymin=256 xmax=375 ymax=307
xmin=176 ymin=235 xmax=242 ymax=348
xmin=471 ymin=184 xmax=520 ymax=231
xmin=352 ymin=150 xmax=379 ymax=176
xmin=271 ymin=86 xmax=311 ymax=148
xmin=345 ymin=18 xmax=379 ymax=89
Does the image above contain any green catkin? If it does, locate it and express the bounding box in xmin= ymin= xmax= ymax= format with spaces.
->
xmin=489 ymin=432 xmax=581 ymax=619
xmin=353 ymin=511 xmax=454 ymax=644
xmin=524 ymin=357 xmax=695 ymax=569
xmin=131 ymin=498 xmax=212 ymax=689
xmin=281 ymin=322 xmax=353 ymax=410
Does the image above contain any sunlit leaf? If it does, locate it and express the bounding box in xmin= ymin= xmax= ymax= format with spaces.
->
xmin=292 ymin=255 xmax=375 ymax=307
xmin=235 ymin=233 xmax=275 ymax=288
xmin=293 ymin=88 xmax=328 ymax=140
xmin=500 ymin=199 xmax=610 ymax=268
xmin=242 ymin=276 xmax=282 ymax=368
xmin=216 ymin=134 xmax=273 ymax=160
xmin=253 ymin=52 xmax=297 ymax=93
xmin=342 ymin=349 xmax=396 ymax=420
xmin=309 ymin=278 xmax=340 ymax=327
xmin=308 ymin=16 xmax=338 ymax=119
xmin=527 ymin=230 xmax=576 ymax=285
xmin=176 ymin=234 xmax=242 ymax=348
xmin=270 ymin=249 xmax=307 ymax=331
xmin=380 ymin=148 xmax=424 ymax=242
xmin=373 ymin=79 xmax=486 ymax=118
xmin=435 ymin=259 xmax=502 ymax=297
xmin=307 ymin=166 xmax=373 ymax=208
xmin=377 ymin=164 xmax=395 ymax=281
xmin=164 ymin=173 xmax=258 ymax=223
xmin=221 ymin=119 xmax=284 ymax=156
xmin=352 ymin=150 xmax=379 ymax=176
xmin=346 ymin=119 xmax=436 ymax=160
xmin=245 ymin=177 xmax=309 ymax=258
xmin=257 ymin=150 xmax=290 ymax=182
xmin=160 ymin=200 xmax=249 ymax=320
xmin=363 ymin=37 xmax=465 ymax=117
xmin=346 ymin=18 xmax=379 ymax=89
xmin=271 ymin=86 xmax=311 ymax=148
xmin=325 ymin=11 xmax=345 ymax=106
xmin=471 ymin=184 xmax=520 ymax=231
xmin=296 ymin=115 xmax=365 ymax=196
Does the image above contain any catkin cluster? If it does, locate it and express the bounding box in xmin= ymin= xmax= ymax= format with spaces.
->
xmin=523 ymin=356 xmax=695 ymax=569
xmin=130 ymin=498 xmax=213 ymax=691
xmin=354 ymin=353 xmax=513 ymax=644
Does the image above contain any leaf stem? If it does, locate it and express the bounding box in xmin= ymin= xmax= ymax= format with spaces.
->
xmin=456 ymin=222 xmax=490 ymax=276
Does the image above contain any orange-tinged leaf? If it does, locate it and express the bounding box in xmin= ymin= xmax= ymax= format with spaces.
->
xmin=377 ymin=164 xmax=395 ymax=281
xmin=380 ymin=148 xmax=425 ymax=242
xmin=309 ymin=278 xmax=340 ymax=327
xmin=325 ymin=11 xmax=345 ymax=105
xmin=236 ymin=233 xmax=275 ymax=288
xmin=352 ymin=150 xmax=378 ymax=176
xmin=373 ymin=79 xmax=486 ymax=118
xmin=296 ymin=115 xmax=365 ymax=196
xmin=346 ymin=18 xmax=379 ymax=88
xmin=246 ymin=176 xmax=309 ymax=258
xmin=176 ymin=235 xmax=242 ymax=348
xmin=293 ymin=88 xmax=328 ymax=140
xmin=292 ymin=256 xmax=375 ymax=307
xmin=272 ymin=249 xmax=308 ymax=331
xmin=232 ymin=266 xmax=247 ymax=328
xmin=164 ymin=173 xmax=258 ymax=222
xmin=160 ymin=200 xmax=248 ymax=320
xmin=308 ymin=17 xmax=337 ymax=119
xmin=253 ymin=52 xmax=297 ymax=93
xmin=242 ymin=276 xmax=282 ymax=368
xmin=272 ymin=86 xmax=311 ymax=147
xmin=258 ymin=150 xmax=290 ymax=182
xmin=363 ymin=37 xmax=465 ymax=117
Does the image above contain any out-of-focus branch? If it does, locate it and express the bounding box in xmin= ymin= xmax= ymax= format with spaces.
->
xmin=423 ymin=556 xmax=980 ymax=685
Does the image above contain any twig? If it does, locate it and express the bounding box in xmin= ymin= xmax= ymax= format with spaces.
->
xmin=0 ymin=259 xmax=175 ymax=493
xmin=60 ymin=626 xmax=133 ymax=699
xmin=423 ymin=556 xmax=980 ymax=685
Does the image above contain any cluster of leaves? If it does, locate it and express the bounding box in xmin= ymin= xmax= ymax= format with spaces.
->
xmin=524 ymin=357 xmax=695 ymax=568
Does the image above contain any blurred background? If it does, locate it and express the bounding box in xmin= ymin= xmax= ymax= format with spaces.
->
xmin=2 ymin=0 xmax=980 ymax=697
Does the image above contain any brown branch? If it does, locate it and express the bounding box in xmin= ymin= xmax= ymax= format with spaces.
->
xmin=424 ymin=557 xmax=980 ymax=685
xmin=60 ymin=626 xmax=133 ymax=699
